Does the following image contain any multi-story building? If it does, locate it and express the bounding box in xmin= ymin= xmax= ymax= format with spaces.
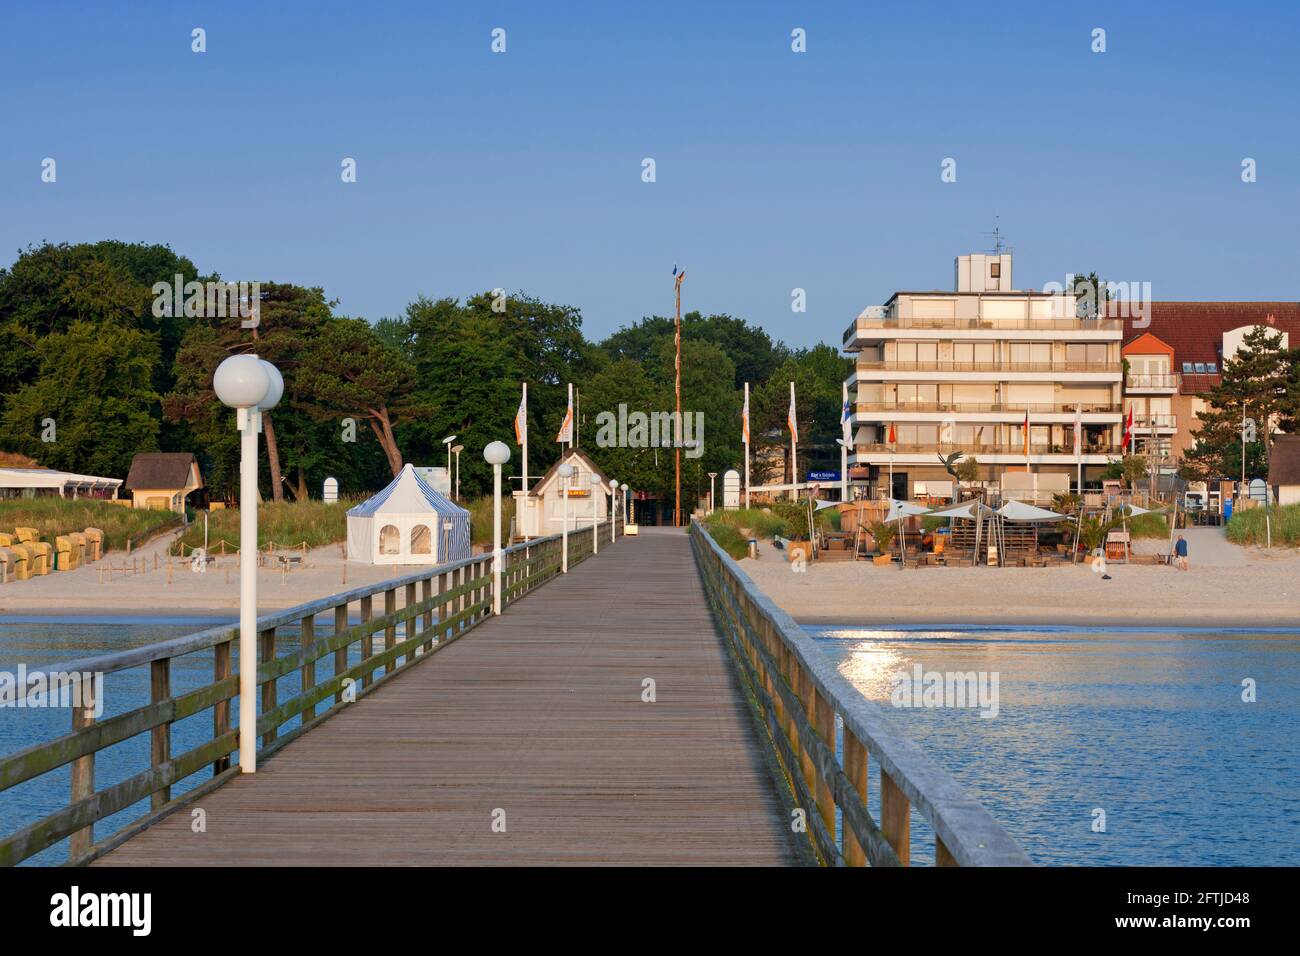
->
xmin=843 ymin=253 xmax=1125 ymax=500
xmin=1118 ymin=303 xmax=1300 ymax=466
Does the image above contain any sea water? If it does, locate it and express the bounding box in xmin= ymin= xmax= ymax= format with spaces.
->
xmin=808 ymin=624 xmax=1300 ymax=866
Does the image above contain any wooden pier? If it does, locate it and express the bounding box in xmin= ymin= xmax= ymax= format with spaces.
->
xmin=2 ymin=520 xmax=1030 ymax=867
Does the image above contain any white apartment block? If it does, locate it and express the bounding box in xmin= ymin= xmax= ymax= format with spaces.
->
xmin=843 ymin=253 xmax=1125 ymax=500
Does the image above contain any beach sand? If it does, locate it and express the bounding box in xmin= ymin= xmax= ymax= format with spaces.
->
xmin=0 ymin=529 xmax=419 ymax=617
xmin=740 ymin=532 xmax=1300 ymax=629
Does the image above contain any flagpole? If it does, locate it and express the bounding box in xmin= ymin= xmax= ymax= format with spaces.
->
xmin=522 ymin=382 xmax=529 ymax=494
xmin=1075 ymin=403 xmax=1082 ymax=497
xmin=568 ymin=382 xmax=574 ymax=452
xmin=789 ymin=381 xmax=798 ymax=502
xmin=743 ymin=381 xmax=751 ymax=509
xmin=674 ymin=271 xmax=684 ymax=527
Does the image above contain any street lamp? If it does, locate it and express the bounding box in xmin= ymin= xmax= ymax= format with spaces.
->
xmin=590 ymin=472 xmax=601 ymax=555
xmin=609 ymin=481 xmax=619 ymax=542
xmin=451 ymin=444 xmax=464 ymax=500
xmin=708 ymin=472 xmax=718 ymax=513
xmin=443 ymin=435 xmax=457 ymax=483
xmin=212 ymin=353 xmax=281 ymax=774
xmin=483 ymin=441 xmax=510 ymax=615
xmin=559 ymin=463 xmax=573 ymax=573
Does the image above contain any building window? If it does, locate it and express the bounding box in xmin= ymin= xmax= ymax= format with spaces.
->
xmin=990 ymin=262 xmax=1001 ymax=278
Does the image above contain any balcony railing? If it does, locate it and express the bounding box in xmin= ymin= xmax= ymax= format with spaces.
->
xmin=853 ymin=442 xmax=1123 ymax=456
xmin=1125 ymin=373 xmax=1179 ymax=389
xmin=855 ymin=402 xmax=1121 ymax=415
xmin=1132 ymin=413 xmax=1177 ymax=429
xmin=855 ymin=361 xmax=1121 ymax=374
xmin=845 ymin=315 xmax=1123 ymax=342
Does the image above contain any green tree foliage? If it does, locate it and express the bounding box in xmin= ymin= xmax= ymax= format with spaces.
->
xmin=297 ymin=318 xmax=429 ymax=477
xmin=751 ymin=345 xmax=851 ymax=484
xmin=2 ymin=320 xmax=159 ymax=475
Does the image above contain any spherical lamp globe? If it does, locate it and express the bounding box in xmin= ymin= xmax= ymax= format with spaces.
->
xmin=483 ymin=441 xmax=511 ymax=466
xmin=213 ymin=354 xmax=270 ymax=409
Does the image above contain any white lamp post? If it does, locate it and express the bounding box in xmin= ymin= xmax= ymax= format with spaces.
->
xmin=213 ymin=353 xmax=281 ymax=774
xmin=609 ymin=481 xmax=619 ymax=542
xmin=452 ymin=444 xmax=464 ymax=500
xmin=443 ymin=435 xmax=457 ymax=483
xmin=590 ymin=472 xmax=601 ymax=555
xmin=708 ymin=472 xmax=718 ymax=513
xmin=484 ymin=441 xmax=510 ymax=615
xmin=559 ymin=463 xmax=573 ymax=573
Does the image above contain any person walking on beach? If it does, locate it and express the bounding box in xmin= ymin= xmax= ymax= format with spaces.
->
xmin=1174 ymin=535 xmax=1189 ymax=571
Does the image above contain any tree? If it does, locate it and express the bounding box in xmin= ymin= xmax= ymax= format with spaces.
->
xmin=1 ymin=320 xmax=159 ymax=475
xmin=297 ymin=318 xmax=428 ymax=476
xmin=1067 ymin=270 xmax=1111 ymax=319
xmin=1103 ymin=454 xmax=1148 ymax=486
xmin=1182 ymin=325 xmax=1290 ymax=480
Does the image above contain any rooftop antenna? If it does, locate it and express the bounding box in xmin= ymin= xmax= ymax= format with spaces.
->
xmin=983 ymin=217 xmax=1009 ymax=255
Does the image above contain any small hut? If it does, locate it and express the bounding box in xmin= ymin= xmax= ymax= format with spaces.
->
xmin=346 ymin=464 xmax=471 ymax=565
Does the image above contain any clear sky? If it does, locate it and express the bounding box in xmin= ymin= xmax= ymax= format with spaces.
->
xmin=2 ymin=1 xmax=1297 ymax=347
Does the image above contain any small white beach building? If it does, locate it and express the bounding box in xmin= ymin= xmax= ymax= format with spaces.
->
xmin=346 ymin=464 xmax=471 ymax=565
xmin=514 ymin=449 xmax=610 ymax=538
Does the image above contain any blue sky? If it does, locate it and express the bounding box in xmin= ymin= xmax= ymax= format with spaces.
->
xmin=2 ymin=1 xmax=1297 ymax=346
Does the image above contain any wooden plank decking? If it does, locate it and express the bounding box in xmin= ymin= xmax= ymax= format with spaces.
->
xmin=94 ymin=528 xmax=804 ymax=866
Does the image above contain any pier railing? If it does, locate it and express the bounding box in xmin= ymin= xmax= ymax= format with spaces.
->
xmin=689 ymin=519 xmax=1031 ymax=867
xmin=0 ymin=523 xmax=610 ymax=866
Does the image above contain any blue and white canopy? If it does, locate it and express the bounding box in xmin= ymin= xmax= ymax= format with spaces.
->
xmin=345 ymin=464 xmax=471 ymax=565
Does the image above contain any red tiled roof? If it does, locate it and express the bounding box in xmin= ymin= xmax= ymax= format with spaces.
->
xmin=1111 ymin=302 xmax=1300 ymax=394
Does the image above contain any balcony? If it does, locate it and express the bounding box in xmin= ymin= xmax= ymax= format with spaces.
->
xmin=853 ymin=442 xmax=1123 ymax=456
xmin=844 ymin=315 xmax=1123 ymax=346
xmin=856 ymin=402 xmax=1120 ymax=416
xmin=855 ymin=361 xmax=1122 ymax=374
xmin=1132 ymin=413 xmax=1177 ymax=430
xmin=1125 ymin=372 xmax=1179 ymax=391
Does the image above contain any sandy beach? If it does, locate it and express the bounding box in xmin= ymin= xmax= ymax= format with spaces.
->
xmin=0 ymin=529 xmax=414 ymax=617
xmin=740 ymin=529 xmax=1300 ymax=629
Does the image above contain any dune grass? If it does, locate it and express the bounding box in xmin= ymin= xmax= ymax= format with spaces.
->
xmin=1226 ymin=504 xmax=1300 ymax=547
xmin=464 ymin=495 xmax=516 ymax=547
xmin=0 ymin=498 xmax=180 ymax=552
xmin=707 ymin=507 xmax=792 ymax=540
xmin=175 ymin=500 xmax=350 ymax=553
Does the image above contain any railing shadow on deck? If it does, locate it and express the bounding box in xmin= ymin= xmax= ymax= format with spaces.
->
xmin=0 ymin=521 xmax=614 ymax=867
xmin=688 ymin=519 xmax=1032 ymax=868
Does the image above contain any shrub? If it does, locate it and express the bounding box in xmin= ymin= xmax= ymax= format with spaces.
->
xmin=870 ymin=521 xmax=896 ymax=552
xmin=704 ymin=520 xmax=749 ymax=559
xmin=709 ymin=507 xmax=789 ymax=539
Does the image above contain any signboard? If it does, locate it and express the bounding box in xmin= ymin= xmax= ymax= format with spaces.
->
xmin=1248 ymin=478 xmax=1267 ymax=501
xmin=808 ymin=470 xmax=840 ymax=482
xmin=323 ymin=477 xmax=338 ymax=503
xmin=722 ymin=469 xmax=741 ymax=510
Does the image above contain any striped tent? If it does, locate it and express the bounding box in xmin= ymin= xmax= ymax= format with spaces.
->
xmin=345 ymin=464 xmax=471 ymax=565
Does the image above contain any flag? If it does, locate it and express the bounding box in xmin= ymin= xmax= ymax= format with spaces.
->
xmin=1073 ymin=405 xmax=1082 ymax=458
xmin=1022 ymin=408 xmax=1030 ymax=457
xmin=787 ymin=386 xmax=798 ymax=443
xmin=556 ymin=393 xmax=573 ymax=444
xmin=742 ymin=390 xmax=750 ymax=445
xmin=1121 ymin=406 xmax=1133 ymax=450
xmin=514 ymin=389 xmax=527 ymax=445
xmin=841 ymin=398 xmax=851 ymax=435
xmin=887 ymin=422 xmax=896 ymax=444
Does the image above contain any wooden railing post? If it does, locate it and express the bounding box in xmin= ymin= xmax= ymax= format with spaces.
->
xmin=150 ymin=657 xmax=172 ymax=811
xmin=437 ymin=570 xmax=449 ymax=643
xmin=359 ymin=595 xmax=373 ymax=687
xmin=68 ymin=675 xmax=96 ymax=861
xmin=333 ymin=603 xmax=349 ymax=706
xmin=405 ymin=582 xmax=417 ymax=660
xmin=259 ymin=627 xmax=277 ymax=748
xmin=880 ymin=769 xmax=911 ymax=865
xmin=213 ymin=637 xmax=232 ymax=774
xmin=384 ymin=588 xmax=397 ymax=674
xmin=813 ymin=687 xmax=836 ymax=845
xmin=421 ymin=577 xmax=434 ymax=651
xmin=843 ymin=729 xmax=868 ymax=866
xmin=300 ymin=615 xmax=315 ymax=722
